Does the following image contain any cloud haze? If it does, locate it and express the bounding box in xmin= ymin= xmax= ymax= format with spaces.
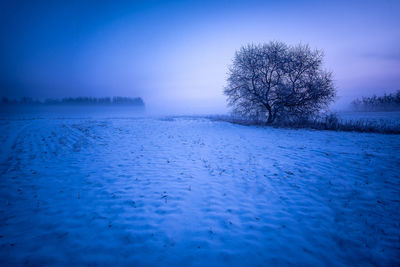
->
xmin=0 ymin=0 xmax=399 ymax=113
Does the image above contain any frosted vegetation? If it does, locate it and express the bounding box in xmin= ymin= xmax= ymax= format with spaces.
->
xmin=212 ymin=112 xmax=400 ymax=134
xmin=351 ymin=90 xmax=400 ymax=112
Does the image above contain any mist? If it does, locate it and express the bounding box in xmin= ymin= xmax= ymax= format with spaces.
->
xmin=1 ymin=0 xmax=399 ymax=114
xmin=1 ymin=1 xmax=400 ymax=265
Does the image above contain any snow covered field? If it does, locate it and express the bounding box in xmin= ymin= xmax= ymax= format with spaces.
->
xmin=0 ymin=110 xmax=399 ymax=266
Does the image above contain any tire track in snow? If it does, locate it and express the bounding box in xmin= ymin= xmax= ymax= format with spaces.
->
xmin=0 ymin=121 xmax=34 ymax=175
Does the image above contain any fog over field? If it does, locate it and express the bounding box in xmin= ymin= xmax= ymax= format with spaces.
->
xmin=1 ymin=0 xmax=400 ymax=113
xmin=1 ymin=0 xmax=399 ymax=266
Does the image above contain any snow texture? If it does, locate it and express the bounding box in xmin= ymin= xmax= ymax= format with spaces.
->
xmin=0 ymin=112 xmax=399 ymax=266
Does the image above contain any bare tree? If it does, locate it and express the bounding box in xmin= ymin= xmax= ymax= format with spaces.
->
xmin=224 ymin=41 xmax=335 ymax=123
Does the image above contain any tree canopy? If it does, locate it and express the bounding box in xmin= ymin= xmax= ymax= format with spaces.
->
xmin=224 ymin=41 xmax=335 ymax=123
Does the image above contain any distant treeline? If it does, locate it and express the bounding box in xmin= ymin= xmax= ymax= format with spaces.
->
xmin=351 ymin=90 xmax=400 ymax=111
xmin=1 ymin=96 xmax=145 ymax=107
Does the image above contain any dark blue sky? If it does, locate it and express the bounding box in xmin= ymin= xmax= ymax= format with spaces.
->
xmin=0 ymin=0 xmax=399 ymax=112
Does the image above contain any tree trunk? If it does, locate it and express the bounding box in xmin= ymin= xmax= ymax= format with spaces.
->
xmin=266 ymin=109 xmax=274 ymax=123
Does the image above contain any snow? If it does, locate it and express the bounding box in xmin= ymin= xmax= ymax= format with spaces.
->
xmin=0 ymin=110 xmax=399 ymax=266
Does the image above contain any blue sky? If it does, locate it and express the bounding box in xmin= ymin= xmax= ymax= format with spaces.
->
xmin=0 ymin=0 xmax=399 ymax=112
